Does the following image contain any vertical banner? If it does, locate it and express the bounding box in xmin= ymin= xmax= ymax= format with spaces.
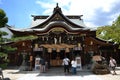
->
xmin=76 ymin=56 xmax=82 ymax=71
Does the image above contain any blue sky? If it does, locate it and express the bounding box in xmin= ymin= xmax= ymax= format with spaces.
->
xmin=0 ymin=0 xmax=120 ymax=29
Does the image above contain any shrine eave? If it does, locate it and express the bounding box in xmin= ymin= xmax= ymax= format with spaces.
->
xmin=90 ymin=37 xmax=115 ymax=46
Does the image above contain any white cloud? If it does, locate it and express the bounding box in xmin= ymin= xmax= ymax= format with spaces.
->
xmin=36 ymin=0 xmax=120 ymax=27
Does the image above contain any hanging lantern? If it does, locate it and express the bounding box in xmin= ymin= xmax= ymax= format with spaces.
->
xmin=30 ymin=55 xmax=33 ymax=61
xmin=48 ymin=48 xmax=52 ymax=53
xmin=35 ymin=44 xmax=38 ymax=48
xmin=59 ymin=36 xmax=61 ymax=44
xmin=42 ymin=36 xmax=44 ymax=41
xmin=22 ymin=42 xmax=25 ymax=46
xmin=71 ymin=36 xmax=73 ymax=40
xmin=77 ymin=43 xmax=82 ymax=50
xmin=78 ymin=43 xmax=81 ymax=47
xmin=65 ymin=48 xmax=69 ymax=53
xmin=90 ymin=41 xmax=93 ymax=45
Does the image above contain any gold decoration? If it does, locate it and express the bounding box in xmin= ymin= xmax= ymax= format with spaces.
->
xmin=35 ymin=44 xmax=38 ymax=48
xmin=78 ymin=43 xmax=81 ymax=47
xmin=30 ymin=56 xmax=33 ymax=61
xmin=22 ymin=42 xmax=25 ymax=46
xmin=90 ymin=41 xmax=93 ymax=45
xmin=51 ymin=27 xmax=65 ymax=32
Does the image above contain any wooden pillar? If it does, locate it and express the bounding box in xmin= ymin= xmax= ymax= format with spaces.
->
xmin=42 ymin=48 xmax=45 ymax=59
xmin=64 ymin=51 xmax=66 ymax=57
xmin=30 ymin=55 xmax=33 ymax=71
xmin=50 ymin=52 xmax=51 ymax=67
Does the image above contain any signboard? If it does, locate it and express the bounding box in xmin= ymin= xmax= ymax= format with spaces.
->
xmin=35 ymin=57 xmax=40 ymax=70
xmin=76 ymin=56 xmax=82 ymax=71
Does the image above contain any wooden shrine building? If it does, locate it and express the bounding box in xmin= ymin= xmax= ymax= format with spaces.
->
xmin=7 ymin=4 xmax=119 ymax=70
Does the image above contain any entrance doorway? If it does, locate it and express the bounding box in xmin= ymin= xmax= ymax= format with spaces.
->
xmin=48 ymin=50 xmax=71 ymax=67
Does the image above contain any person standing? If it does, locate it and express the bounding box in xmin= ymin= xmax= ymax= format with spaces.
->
xmin=40 ymin=58 xmax=46 ymax=73
xmin=45 ymin=60 xmax=48 ymax=72
xmin=109 ymin=57 xmax=117 ymax=75
xmin=71 ymin=57 xmax=77 ymax=75
xmin=63 ymin=56 xmax=70 ymax=74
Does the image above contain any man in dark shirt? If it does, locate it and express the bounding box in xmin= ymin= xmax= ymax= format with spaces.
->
xmin=40 ymin=58 xmax=46 ymax=73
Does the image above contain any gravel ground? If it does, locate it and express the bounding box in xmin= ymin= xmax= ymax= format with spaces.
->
xmin=2 ymin=67 xmax=120 ymax=80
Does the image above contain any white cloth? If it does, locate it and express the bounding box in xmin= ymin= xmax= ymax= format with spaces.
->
xmin=109 ymin=59 xmax=116 ymax=67
xmin=63 ymin=58 xmax=70 ymax=65
xmin=71 ymin=60 xmax=77 ymax=68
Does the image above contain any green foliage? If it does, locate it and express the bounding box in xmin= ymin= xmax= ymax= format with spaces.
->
xmin=0 ymin=9 xmax=8 ymax=28
xmin=0 ymin=63 xmax=8 ymax=69
xmin=2 ymin=46 xmax=17 ymax=52
xmin=0 ymin=52 xmax=7 ymax=57
xmin=0 ymin=31 xmax=8 ymax=42
xmin=0 ymin=31 xmax=8 ymax=36
xmin=0 ymin=9 xmax=10 ymax=64
xmin=96 ymin=15 xmax=120 ymax=45
xmin=11 ymin=35 xmax=38 ymax=42
xmin=0 ymin=52 xmax=9 ymax=69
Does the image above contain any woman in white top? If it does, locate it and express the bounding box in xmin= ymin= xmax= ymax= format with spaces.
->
xmin=71 ymin=58 xmax=77 ymax=75
xmin=109 ymin=57 xmax=117 ymax=75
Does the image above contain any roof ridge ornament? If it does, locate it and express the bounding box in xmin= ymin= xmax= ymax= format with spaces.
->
xmin=53 ymin=3 xmax=62 ymax=13
xmin=56 ymin=3 xmax=58 ymax=7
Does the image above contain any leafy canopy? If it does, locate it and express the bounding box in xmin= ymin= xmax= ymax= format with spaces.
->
xmin=96 ymin=15 xmax=120 ymax=44
xmin=0 ymin=9 xmax=8 ymax=28
xmin=11 ymin=35 xmax=38 ymax=42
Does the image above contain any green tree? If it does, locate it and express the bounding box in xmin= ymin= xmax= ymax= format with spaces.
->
xmin=0 ymin=9 xmax=8 ymax=28
xmin=0 ymin=9 xmax=8 ymax=44
xmin=0 ymin=9 xmax=9 ymax=69
xmin=96 ymin=15 xmax=120 ymax=44
xmin=11 ymin=35 xmax=38 ymax=42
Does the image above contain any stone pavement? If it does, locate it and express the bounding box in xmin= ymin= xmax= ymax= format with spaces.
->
xmin=2 ymin=67 xmax=120 ymax=80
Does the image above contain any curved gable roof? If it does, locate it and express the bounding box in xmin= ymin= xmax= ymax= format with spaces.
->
xmin=32 ymin=21 xmax=90 ymax=34
xmin=7 ymin=4 xmax=94 ymax=36
xmin=31 ymin=4 xmax=87 ymax=29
